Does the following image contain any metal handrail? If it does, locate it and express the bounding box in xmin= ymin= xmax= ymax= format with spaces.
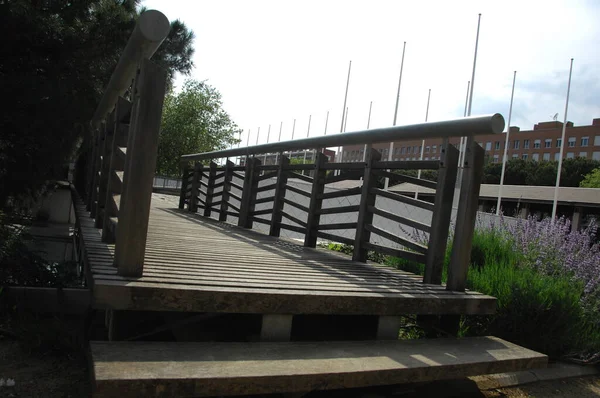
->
xmin=91 ymin=10 xmax=170 ymax=127
xmin=181 ymin=114 xmax=505 ymax=162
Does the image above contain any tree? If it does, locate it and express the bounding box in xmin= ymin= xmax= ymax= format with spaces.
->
xmin=156 ymin=80 xmax=241 ymax=176
xmin=580 ymin=168 xmax=600 ymax=188
xmin=0 ymin=0 xmax=195 ymax=205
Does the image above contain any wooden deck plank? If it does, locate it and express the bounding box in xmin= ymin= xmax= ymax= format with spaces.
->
xmin=73 ymin=195 xmax=497 ymax=315
xmin=91 ymin=336 xmax=547 ymax=397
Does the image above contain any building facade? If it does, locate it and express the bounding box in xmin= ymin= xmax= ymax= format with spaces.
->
xmin=341 ymin=117 xmax=600 ymax=163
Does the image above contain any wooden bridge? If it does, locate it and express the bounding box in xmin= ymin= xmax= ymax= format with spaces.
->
xmin=77 ymin=9 xmax=547 ymax=398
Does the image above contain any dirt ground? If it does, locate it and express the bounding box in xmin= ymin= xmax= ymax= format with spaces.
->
xmin=0 ymin=337 xmax=598 ymax=398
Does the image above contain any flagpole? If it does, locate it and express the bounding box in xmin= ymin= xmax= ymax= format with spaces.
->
xmin=275 ymin=121 xmax=283 ymax=164
xmin=264 ymin=124 xmax=271 ymax=164
xmin=291 ymin=118 xmax=296 ymax=159
xmin=363 ymin=101 xmax=373 ymax=162
xmin=415 ymin=89 xmax=431 ymax=199
xmin=552 ymin=58 xmax=574 ymax=222
xmin=461 ymin=13 xmax=481 ymax=168
xmin=303 ymin=114 xmax=312 ymax=165
xmin=324 ymin=111 xmax=329 ymax=135
xmin=459 ymin=80 xmax=471 ymax=165
xmin=385 ymin=41 xmax=407 ymax=190
xmin=337 ymin=61 xmax=352 ymax=168
xmin=496 ymin=71 xmax=517 ymax=215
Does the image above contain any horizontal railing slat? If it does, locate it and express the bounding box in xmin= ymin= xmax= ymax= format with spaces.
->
xmin=229 ymin=192 xmax=242 ymax=202
xmin=371 ymin=188 xmax=435 ymax=212
xmin=249 ymin=216 xmax=271 ymax=226
xmin=363 ymin=242 xmax=427 ymax=264
xmin=254 ymin=196 xmax=274 ymax=205
xmin=365 ymin=224 xmax=428 ymax=254
xmin=368 ymin=205 xmax=431 ymax=233
xmin=321 ymin=162 xmax=365 ymax=171
xmin=283 ymin=164 xmax=314 ymax=171
xmin=279 ymin=223 xmax=306 ymax=234
xmin=318 ymin=222 xmax=357 ymax=231
xmin=373 ymin=160 xmax=440 ymax=170
xmin=285 ymin=184 xmax=311 ymax=197
xmin=289 ymin=172 xmax=313 ymax=183
xmin=317 ymin=205 xmax=360 ymax=215
xmin=318 ymin=186 xmax=362 ymax=200
xmin=257 ymin=172 xmax=277 ymax=182
xmin=325 ymin=171 xmax=363 ymax=184
xmin=281 ymin=210 xmax=308 ymax=228
xmin=282 ymin=197 xmax=309 ymax=213
xmin=251 ymin=208 xmax=273 ymax=216
xmin=256 ymin=183 xmax=277 ymax=193
xmin=373 ymin=170 xmax=438 ymax=190
xmin=316 ymin=231 xmax=355 ymax=246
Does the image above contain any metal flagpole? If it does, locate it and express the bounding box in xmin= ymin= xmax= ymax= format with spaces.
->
xmin=552 ymin=58 xmax=574 ymax=222
xmin=291 ymin=118 xmax=296 ymax=159
xmin=303 ymin=115 xmax=311 ymax=165
xmin=496 ymin=71 xmax=517 ymax=215
xmin=385 ymin=41 xmax=407 ymax=190
xmin=461 ymin=13 xmax=482 ymax=168
xmin=363 ymin=101 xmax=373 ymax=162
xmin=324 ymin=111 xmax=329 ymax=135
xmin=415 ymin=89 xmax=431 ymax=199
xmin=264 ymin=124 xmax=271 ymax=164
xmin=246 ymin=129 xmax=251 ymax=146
xmin=458 ymin=80 xmax=471 ymax=166
xmin=255 ymin=127 xmax=260 ymax=145
xmin=275 ymin=121 xmax=283 ymax=164
xmin=337 ymin=61 xmax=352 ymax=170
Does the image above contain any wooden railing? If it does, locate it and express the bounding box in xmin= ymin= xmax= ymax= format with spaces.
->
xmin=82 ymin=10 xmax=169 ymax=277
xmin=180 ymin=114 xmax=503 ymax=290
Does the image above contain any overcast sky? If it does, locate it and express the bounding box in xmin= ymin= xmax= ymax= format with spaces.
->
xmin=144 ymin=0 xmax=600 ymax=146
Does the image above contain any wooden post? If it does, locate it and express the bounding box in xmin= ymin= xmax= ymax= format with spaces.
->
xmin=238 ymin=157 xmax=261 ymax=228
xmin=353 ymin=148 xmax=381 ymax=262
xmin=95 ymin=110 xmax=116 ymax=228
xmin=101 ymin=97 xmax=131 ymax=243
xmin=89 ymin=124 xmax=106 ymax=218
xmin=86 ymin=129 xmax=100 ymax=211
xmin=203 ymin=161 xmax=217 ymax=218
xmin=423 ymin=142 xmax=459 ymax=285
xmin=447 ymin=142 xmax=485 ymax=292
xmin=114 ymin=58 xmax=167 ymax=277
xmin=178 ymin=163 xmax=190 ymax=210
xmin=219 ymin=160 xmax=234 ymax=222
xmin=304 ymin=152 xmax=328 ymax=248
xmin=269 ymin=154 xmax=289 ymax=237
xmin=189 ymin=162 xmax=202 ymax=213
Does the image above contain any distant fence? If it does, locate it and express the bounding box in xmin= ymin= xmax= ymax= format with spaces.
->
xmin=153 ymin=175 xmax=182 ymax=189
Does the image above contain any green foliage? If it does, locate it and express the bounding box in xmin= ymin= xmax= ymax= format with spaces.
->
xmin=156 ymin=79 xmax=241 ymax=176
xmin=481 ymin=158 xmax=600 ymax=187
xmin=580 ymin=168 xmax=600 ymax=188
xmin=383 ymin=228 xmax=600 ymax=358
xmin=0 ymin=0 xmax=195 ymax=205
xmin=324 ymin=243 xmax=386 ymax=264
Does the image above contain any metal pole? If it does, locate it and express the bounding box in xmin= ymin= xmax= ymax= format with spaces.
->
xmin=496 ymin=71 xmax=517 ymax=215
xmin=275 ymin=121 xmax=283 ymax=164
xmin=324 ymin=111 xmax=329 ymax=135
xmin=246 ymin=129 xmax=251 ymax=147
xmin=255 ymin=126 xmax=260 ymax=145
xmin=363 ymin=101 xmax=373 ymax=162
xmin=385 ymin=41 xmax=407 ymax=190
xmin=340 ymin=61 xmax=352 ymax=133
xmin=264 ymin=124 xmax=271 ymax=164
xmin=303 ymin=115 xmax=311 ymax=165
xmin=461 ymin=14 xmax=482 ymax=168
xmin=458 ymin=80 xmax=471 ymax=166
xmin=552 ymin=58 xmax=574 ymax=222
xmin=415 ymin=89 xmax=431 ymax=199
xmin=291 ymin=119 xmax=296 ymax=159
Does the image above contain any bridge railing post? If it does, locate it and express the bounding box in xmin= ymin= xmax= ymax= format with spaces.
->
xmin=219 ymin=160 xmax=234 ymax=222
xmin=189 ymin=162 xmax=202 ymax=213
xmin=178 ymin=163 xmax=190 ymax=210
xmin=94 ymin=110 xmax=116 ymax=228
xmin=304 ymin=152 xmax=328 ymax=248
xmin=269 ymin=153 xmax=289 ymax=237
xmin=238 ymin=157 xmax=261 ymax=228
xmin=353 ymin=148 xmax=381 ymax=262
xmin=423 ymin=141 xmax=459 ymax=285
xmin=114 ymin=58 xmax=167 ymax=277
xmin=203 ymin=161 xmax=217 ymax=218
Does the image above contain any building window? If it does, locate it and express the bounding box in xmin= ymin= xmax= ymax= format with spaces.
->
xmin=581 ymin=137 xmax=589 ymax=147
xmin=524 ymin=139 xmax=530 ymax=149
xmin=401 ymin=147 xmax=406 ymax=154
xmin=495 ymin=141 xmax=500 ymax=150
xmin=412 ymin=157 xmax=417 ymax=161
xmin=383 ymin=148 xmax=389 ymax=157
xmin=568 ymin=137 xmax=576 ymax=147
xmin=545 ymin=139 xmax=551 ymax=148
xmin=532 ymin=153 xmax=539 ymax=161
xmin=593 ymin=152 xmax=600 ymax=161
xmin=512 ymin=154 xmax=519 ymax=159
xmin=413 ymin=146 xmax=419 ymax=154
xmin=595 ymin=136 xmax=600 ymax=146
xmin=513 ymin=140 xmax=519 ymax=149
xmin=534 ymin=139 xmax=541 ymax=149
xmin=522 ymin=154 xmax=528 ymax=160
xmin=554 ymin=153 xmax=560 ymax=161
xmin=567 ymin=152 xmax=575 ymax=159
xmin=485 ymin=142 xmax=492 ymax=151
xmin=425 ymin=146 xmax=430 ymax=153
xmin=425 ymin=157 xmax=429 ymax=160
xmin=432 ymin=145 xmax=437 ymax=153
xmin=579 ymin=152 xmax=588 ymax=158
xmin=493 ymin=154 xmax=499 ymax=163
xmin=556 ymin=138 xmax=562 ymax=148
xmin=543 ymin=153 xmax=550 ymax=161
